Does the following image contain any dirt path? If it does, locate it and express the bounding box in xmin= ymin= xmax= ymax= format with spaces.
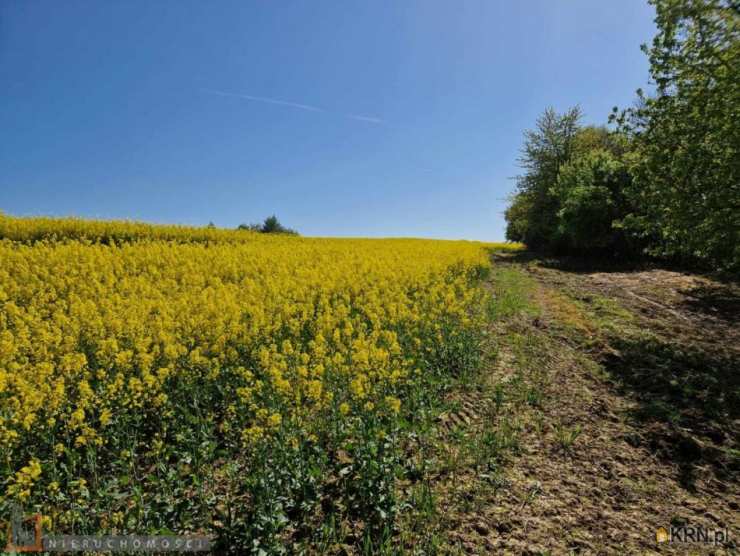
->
xmin=425 ymin=255 xmax=739 ymax=554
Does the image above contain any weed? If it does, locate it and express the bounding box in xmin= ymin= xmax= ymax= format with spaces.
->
xmin=554 ymin=422 xmax=583 ymax=453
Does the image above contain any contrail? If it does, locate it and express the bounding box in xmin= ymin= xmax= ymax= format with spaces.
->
xmin=347 ymin=114 xmax=385 ymax=124
xmin=202 ymin=89 xmax=324 ymax=112
xmin=202 ymin=88 xmax=384 ymax=124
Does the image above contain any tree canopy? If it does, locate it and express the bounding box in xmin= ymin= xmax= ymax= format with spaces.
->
xmin=505 ymin=0 xmax=739 ymax=273
xmin=238 ymin=215 xmax=298 ymax=235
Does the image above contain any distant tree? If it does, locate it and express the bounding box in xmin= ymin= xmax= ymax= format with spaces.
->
xmin=505 ymin=0 xmax=738 ymax=270
xmin=261 ymin=215 xmax=283 ymax=233
xmin=503 ymin=192 xmax=534 ymax=243
xmin=237 ymin=215 xmax=298 ymax=235
xmin=207 ymin=221 xmax=216 ymax=229
xmin=551 ymin=149 xmax=634 ymax=253
xmin=508 ymin=107 xmax=582 ymax=249
xmin=505 ymin=110 xmax=637 ymax=256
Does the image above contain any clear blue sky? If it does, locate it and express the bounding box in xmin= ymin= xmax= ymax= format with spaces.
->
xmin=1 ymin=1 xmax=656 ymax=240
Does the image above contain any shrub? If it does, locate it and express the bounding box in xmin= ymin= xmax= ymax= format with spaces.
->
xmin=552 ymin=149 xmax=634 ymax=254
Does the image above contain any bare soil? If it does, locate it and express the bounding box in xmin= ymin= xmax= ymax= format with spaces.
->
xmin=427 ymin=254 xmax=739 ymax=555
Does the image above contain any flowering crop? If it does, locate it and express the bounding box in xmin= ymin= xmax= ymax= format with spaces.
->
xmin=0 ymin=215 xmax=518 ymax=550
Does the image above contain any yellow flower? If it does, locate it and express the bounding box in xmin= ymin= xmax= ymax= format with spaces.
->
xmin=350 ymin=377 xmax=366 ymax=399
xmin=27 ymin=459 xmax=42 ymax=480
xmin=99 ymin=408 xmax=112 ymax=427
xmin=306 ymin=380 xmax=323 ymax=401
xmin=241 ymin=425 xmax=264 ymax=444
xmin=385 ymin=396 xmax=402 ymax=414
xmin=0 ymin=213 xmax=511 ymax=511
xmin=70 ymin=407 xmax=85 ymax=428
xmin=6 ymin=458 xmax=42 ymax=501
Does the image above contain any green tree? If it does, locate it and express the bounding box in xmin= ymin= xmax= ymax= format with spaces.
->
xmin=505 ymin=113 xmax=637 ymax=255
xmin=260 ymin=215 xmax=297 ymax=235
xmin=507 ymin=107 xmax=582 ymax=248
xmin=615 ymin=0 xmax=740 ymax=271
xmin=552 ymin=149 xmax=634 ymax=253
xmin=504 ymin=191 xmax=534 ymax=243
xmin=238 ymin=215 xmax=298 ymax=235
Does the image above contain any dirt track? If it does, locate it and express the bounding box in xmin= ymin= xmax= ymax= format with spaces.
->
xmin=431 ymin=255 xmax=739 ymax=554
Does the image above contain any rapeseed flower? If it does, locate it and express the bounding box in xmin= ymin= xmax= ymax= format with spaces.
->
xmin=0 ymin=214 xmax=520 ymax=514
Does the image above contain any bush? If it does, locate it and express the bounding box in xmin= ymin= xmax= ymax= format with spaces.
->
xmin=238 ymin=215 xmax=298 ymax=235
xmin=552 ymin=149 xmax=634 ymax=254
xmin=505 ymin=110 xmax=635 ymax=258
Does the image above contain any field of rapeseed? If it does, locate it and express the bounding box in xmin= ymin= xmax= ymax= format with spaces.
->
xmin=0 ymin=215 xmax=516 ymax=552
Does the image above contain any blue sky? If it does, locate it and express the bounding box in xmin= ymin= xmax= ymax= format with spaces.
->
xmin=1 ymin=1 xmax=656 ymax=240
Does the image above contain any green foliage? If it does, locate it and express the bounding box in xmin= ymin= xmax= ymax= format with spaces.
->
xmin=260 ymin=214 xmax=297 ymax=235
xmin=507 ymin=0 xmax=738 ymax=271
xmin=507 ymin=107 xmax=583 ymax=249
xmin=554 ymin=422 xmax=582 ymax=453
xmin=614 ymin=0 xmax=740 ymax=272
xmin=505 ymin=110 xmax=635 ymax=256
xmin=552 ymin=149 xmax=634 ymax=253
xmin=486 ymin=266 xmax=540 ymax=320
xmin=504 ymin=191 xmax=534 ymax=245
xmin=238 ymin=214 xmax=299 ymax=235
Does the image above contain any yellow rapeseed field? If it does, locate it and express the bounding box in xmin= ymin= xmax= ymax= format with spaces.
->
xmin=0 ymin=214 xmax=518 ymax=550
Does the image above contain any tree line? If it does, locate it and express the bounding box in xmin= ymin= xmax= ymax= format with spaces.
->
xmin=505 ymin=0 xmax=739 ymax=273
xmin=237 ymin=215 xmax=298 ymax=235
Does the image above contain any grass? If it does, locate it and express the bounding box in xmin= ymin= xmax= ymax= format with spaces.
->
xmin=554 ymin=422 xmax=583 ymax=453
xmin=486 ymin=267 xmax=541 ymax=321
xmin=398 ymin=252 xmax=551 ymax=550
xmin=399 ymin=250 xmax=739 ymax=552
